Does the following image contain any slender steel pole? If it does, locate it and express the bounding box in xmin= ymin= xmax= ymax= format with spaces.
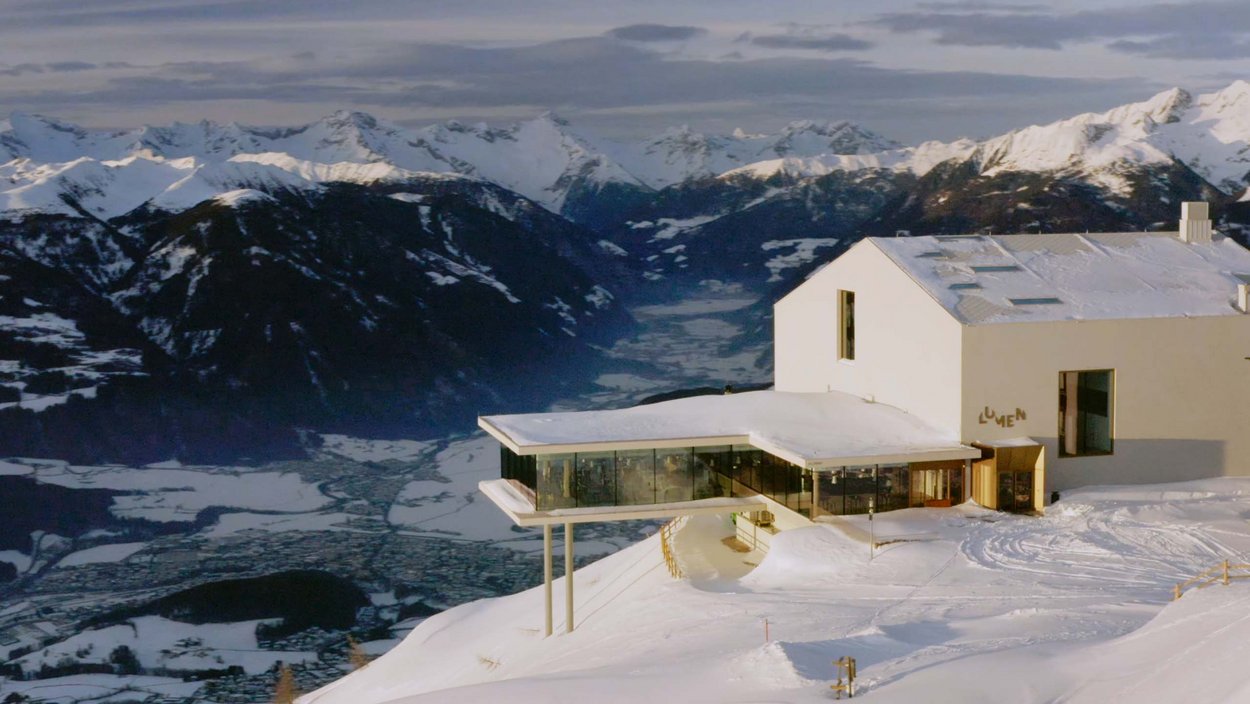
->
xmin=565 ymin=522 xmax=575 ymax=633
xmin=543 ymin=524 xmax=553 ymax=637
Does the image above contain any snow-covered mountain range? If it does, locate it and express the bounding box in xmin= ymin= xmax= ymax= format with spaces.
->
xmin=6 ymin=81 xmax=1250 ymax=224
xmin=0 ymin=110 xmax=897 ymax=219
xmin=6 ymin=81 xmax=1250 ymax=463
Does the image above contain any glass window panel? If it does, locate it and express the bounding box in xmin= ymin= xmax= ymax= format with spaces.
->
xmin=818 ymin=470 xmax=845 ymax=515
xmin=1079 ymin=371 xmax=1113 ymax=454
xmin=909 ymin=468 xmax=929 ymax=507
xmin=877 ymin=464 xmax=909 ymax=512
xmin=1014 ymin=471 xmax=1034 ymax=512
xmin=694 ymin=445 xmax=732 ymax=498
xmin=1060 ymin=369 xmax=1114 ymax=456
xmin=798 ymin=469 xmax=812 ymax=517
xmin=909 ymin=466 xmax=962 ymax=507
xmin=501 ymin=447 xmax=537 ymax=496
xmin=843 ymin=466 xmax=876 ymax=515
xmin=575 ymin=451 xmax=616 ymax=507
xmin=997 ymin=471 xmax=1015 ymax=512
xmin=839 ymin=290 xmax=856 ymax=360
xmin=732 ymin=446 xmax=764 ymax=495
xmin=536 ymin=453 xmax=576 ymax=510
xmin=615 ymin=449 xmax=656 ymax=506
xmin=656 ymin=449 xmax=694 ymax=504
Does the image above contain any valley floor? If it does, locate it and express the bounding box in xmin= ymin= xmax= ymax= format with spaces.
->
xmin=0 ymin=287 xmax=770 ymax=703
xmin=302 ymin=479 xmax=1250 ymax=704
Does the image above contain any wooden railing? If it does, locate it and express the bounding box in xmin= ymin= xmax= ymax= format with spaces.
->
xmin=659 ymin=516 xmax=687 ymax=579
xmin=1173 ymin=559 xmax=1250 ymax=600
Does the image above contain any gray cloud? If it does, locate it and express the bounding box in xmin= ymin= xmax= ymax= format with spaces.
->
xmin=46 ymin=61 xmax=97 ymax=72
xmin=870 ymin=0 xmax=1250 ymax=55
xmin=749 ymin=33 xmax=873 ymax=52
xmin=606 ymin=24 xmax=705 ymax=42
xmin=1108 ymin=35 xmax=1250 ymax=60
xmin=2 ymin=35 xmax=1158 ymax=143
xmin=915 ymin=2 xmax=1046 ymax=12
xmin=0 ymin=60 xmax=105 ymax=76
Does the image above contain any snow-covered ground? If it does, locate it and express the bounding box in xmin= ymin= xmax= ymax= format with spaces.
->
xmin=16 ymin=616 xmax=315 ymax=676
xmin=0 ymin=674 xmax=205 ymax=703
xmin=17 ymin=460 xmax=331 ymax=523
xmin=302 ymin=478 xmax=1250 ymax=703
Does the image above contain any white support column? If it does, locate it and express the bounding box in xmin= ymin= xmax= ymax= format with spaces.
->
xmin=811 ymin=469 xmax=821 ymax=519
xmin=963 ymin=458 xmax=973 ymax=504
xmin=543 ymin=523 xmax=553 ymax=637
xmin=564 ymin=522 xmax=575 ymax=633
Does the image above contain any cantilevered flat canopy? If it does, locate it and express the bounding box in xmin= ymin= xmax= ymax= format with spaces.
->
xmin=479 ymin=390 xmax=978 ymax=469
xmin=479 ymin=478 xmax=768 ymax=527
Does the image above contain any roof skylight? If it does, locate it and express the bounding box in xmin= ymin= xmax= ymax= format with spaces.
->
xmin=1008 ymin=297 xmax=1063 ymax=306
xmin=949 ymin=282 xmax=982 ymax=290
xmin=972 ymin=265 xmax=1022 ymax=273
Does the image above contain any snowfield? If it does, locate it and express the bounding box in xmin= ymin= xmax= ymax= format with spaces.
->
xmin=302 ymin=478 xmax=1250 ymax=703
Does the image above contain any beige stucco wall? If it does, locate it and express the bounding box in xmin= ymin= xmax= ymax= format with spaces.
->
xmin=774 ymin=240 xmax=964 ymax=434
xmin=961 ymin=315 xmax=1250 ymax=493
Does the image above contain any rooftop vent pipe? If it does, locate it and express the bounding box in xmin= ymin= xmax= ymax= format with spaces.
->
xmin=1179 ymin=201 xmax=1213 ymax=244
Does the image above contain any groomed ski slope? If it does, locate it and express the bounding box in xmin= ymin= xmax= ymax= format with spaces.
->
xmin=302 ymin=478 xmax=1250 ymax=703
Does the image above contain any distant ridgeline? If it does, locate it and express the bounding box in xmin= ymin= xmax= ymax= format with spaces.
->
xmin=6 ymin=82 xmax=1250 ymax=461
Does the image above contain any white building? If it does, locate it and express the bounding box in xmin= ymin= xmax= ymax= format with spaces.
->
xmin=775 ymin=201 xmax=1250 ymax=510
xmin=477 ymin=202 xmax=1250 ymax=634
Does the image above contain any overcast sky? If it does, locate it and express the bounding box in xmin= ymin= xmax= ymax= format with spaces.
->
xmin=1 ymin=0 xmax=1248 ymax=144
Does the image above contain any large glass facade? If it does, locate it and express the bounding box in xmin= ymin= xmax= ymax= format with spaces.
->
xmin=501 ymin=446 xmax=965 ymax=516
xmin=500 ymin=444 xmax=810 ymax=513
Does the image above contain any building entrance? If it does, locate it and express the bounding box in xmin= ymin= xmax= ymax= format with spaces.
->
xmin=971 ymin=441 xmax=1043 ymax=514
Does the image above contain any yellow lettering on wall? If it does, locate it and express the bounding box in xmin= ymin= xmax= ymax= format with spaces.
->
xmin=979 ymin=406 xmax=1027 ymax=427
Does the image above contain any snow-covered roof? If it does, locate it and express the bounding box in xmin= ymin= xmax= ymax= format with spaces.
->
xmin=479 ymin=390 xmax=977 ymax=468
xmin=871 ymin=232 xmax=1250 ymax=325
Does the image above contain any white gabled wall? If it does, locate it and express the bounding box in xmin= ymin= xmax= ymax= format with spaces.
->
xmin=961 ymin=315 xmax=1250 ymax=492
xmin=773 ymin=240 xmax=964 ymax=434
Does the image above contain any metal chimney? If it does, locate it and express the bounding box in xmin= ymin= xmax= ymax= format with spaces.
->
xmin=1179 ymin=201 xmax=1213 ymax=244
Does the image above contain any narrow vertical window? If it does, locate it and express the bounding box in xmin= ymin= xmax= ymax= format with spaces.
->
xmin=838 ymin=290 xmax=856 ymax=361
xmin=1059 ymin=370 xmax=1114 ymax=456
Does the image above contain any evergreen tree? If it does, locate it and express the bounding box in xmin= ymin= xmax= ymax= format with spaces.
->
xmin=109 ymin=645 xmax=140 ymax=675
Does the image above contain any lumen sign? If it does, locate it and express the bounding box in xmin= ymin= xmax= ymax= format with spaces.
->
xmin=979 ymin=406 xmax=1027 ymax=428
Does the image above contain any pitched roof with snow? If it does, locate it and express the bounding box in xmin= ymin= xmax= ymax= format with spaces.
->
xmin=870 ymin=232 xmax=1250 ymax=325
xmin=479 ymin=390 xmax=977 ymax=468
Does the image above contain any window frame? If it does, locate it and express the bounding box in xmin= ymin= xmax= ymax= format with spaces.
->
xmin=1058 ymin=368 xmax=1115 ymax=458
xmin=838 ymin=289 xmax=856 ymax=362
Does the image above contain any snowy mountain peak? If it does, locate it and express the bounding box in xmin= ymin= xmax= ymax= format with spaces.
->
xmin=7 ymin=111 xmax=90 ymax=138
xmin=1204 ymin=79 xmax=1250 ymax=106
xmin=774 ymin=119 xmax=901 ymax=155
xmin=325 ymin=109 xmax=381 ymax=128
xmin=533 ymin=110 xmax=572 ymax=128
xmin=1091 ymin=87 xmax=1192 ymax=134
